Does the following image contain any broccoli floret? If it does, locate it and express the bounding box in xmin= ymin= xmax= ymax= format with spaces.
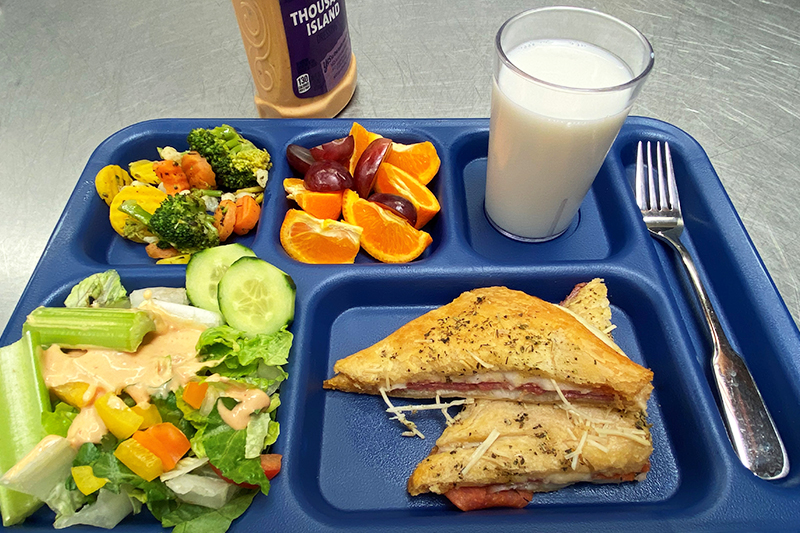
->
xmin=186 ymin=124 xmax=272 ymax=191
xmin=119 ymin=190 xmax=219 ymax=253
xmin=121 ymin=218 xmax=154 ymax=243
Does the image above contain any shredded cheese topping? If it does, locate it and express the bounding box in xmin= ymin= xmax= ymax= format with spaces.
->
xmin=379 ymin=388 xmax=424 ymax=439
xmin=379 ymin=389 xmax=476 ymax=439
xmin=461 ymin=428 xmax=501 ymax=476
xmin=465 ymin=349 xmax=494 ymax=369
xmin=549 ymin=379 xmax=650 ymax=469
xmin=565 ymin=430 xmax=589 ymax=470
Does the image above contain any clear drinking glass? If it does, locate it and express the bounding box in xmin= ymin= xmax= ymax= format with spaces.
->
xmin=484 ymin=7 xmax=654 ymax=242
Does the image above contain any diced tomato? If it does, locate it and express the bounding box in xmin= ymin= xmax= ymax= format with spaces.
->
xmin=260 ymin=453 xmax=282 ymax=480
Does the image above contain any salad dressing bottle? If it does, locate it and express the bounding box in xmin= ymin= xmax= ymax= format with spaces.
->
xmin=231 ymin=0 xmax=358 ymax=118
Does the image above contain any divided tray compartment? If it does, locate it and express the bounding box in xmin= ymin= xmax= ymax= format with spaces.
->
xmin=3 ymin=117 xmax=800 ymax=531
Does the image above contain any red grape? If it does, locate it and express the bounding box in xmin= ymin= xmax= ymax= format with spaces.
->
xmin=286 ymin=144 xmax=316 ymax=174
xmin=368 ymin=193 xmax=417 ymax=226
xmin=304 ymin=160 xmax=354 ymax=192
xmin=310 ymin=135 xmax=355 ymax=164
xmin=354 ymin=138 xmax=393 ymax=198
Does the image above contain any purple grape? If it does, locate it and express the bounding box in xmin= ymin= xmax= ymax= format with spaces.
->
xmin=304 ymin=160 xmax=354 ymax=192
xmin=310 ymin=135 xmax=355 ymax=164
xmin=286 ymin=144 xmax=316 ymax=174
xmin=369 ymin=193 xmax=417 ymax=226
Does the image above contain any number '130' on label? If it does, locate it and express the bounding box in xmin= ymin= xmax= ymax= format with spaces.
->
xmin=280 ymin=0 xmax=353 ymax=98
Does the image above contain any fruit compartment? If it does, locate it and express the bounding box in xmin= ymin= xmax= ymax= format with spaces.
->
xmin=281 ymin=269 xmax=701 ymax=526
xmin=275 ymin=124 xmax=449 ymax=264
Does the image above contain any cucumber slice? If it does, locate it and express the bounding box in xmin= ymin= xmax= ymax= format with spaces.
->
xmin=186 ymin=244 xmax=257 ymax=313
xmin=218 ymin=257 xmax=296 ymax=336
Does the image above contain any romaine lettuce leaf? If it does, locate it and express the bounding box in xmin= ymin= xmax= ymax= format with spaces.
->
xmin=73 ymin=441 xmax=174 ymax=504
xmin=196 ymin=326 xmax=291 ymax=369
xmin=159 ymin=490 xmax=256 ymax=533
xmin=64 ymin=270 xmax=129 ymax=308
xmin=244 ymin=410 xmax=279 ymax=460
xmin=53 ymin=487 xmax=133 ymax=529
xmin=195 ymin=326 xmax=291 ymax=393
xmin=41 ymin=402 xmax=78 ymax=438
xmin=197 ymin=400 xmax=270 ymax=495
xmin=153 ymin=392 xmax=199 ymax=437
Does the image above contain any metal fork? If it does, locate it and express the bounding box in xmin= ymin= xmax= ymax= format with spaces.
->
xmin=636 ymin=141 xmax=789 ymax=480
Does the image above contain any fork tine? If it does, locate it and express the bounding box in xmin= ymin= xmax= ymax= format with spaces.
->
xmin=657 ymin=142 xmax=667 ymax=210
xmin=646 ymin=141 xmax=658 ymax=211
xmin=664 ymin=142 xmax=680 ymax=211
xmin=635 ymin=141 xmax=646 ymax=209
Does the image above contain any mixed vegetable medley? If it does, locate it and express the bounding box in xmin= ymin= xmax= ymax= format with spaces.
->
xmin=97 ymin=125 xmax=271 ymax=263
xmin=0 ymin=245 xmax=296 ymax=533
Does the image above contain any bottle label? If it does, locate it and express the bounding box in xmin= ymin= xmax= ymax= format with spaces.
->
xmin=280 ymin=0 xmax=353 ymax=99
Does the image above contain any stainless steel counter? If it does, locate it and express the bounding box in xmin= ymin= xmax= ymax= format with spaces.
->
xmin=1 ymin=0 xmax=798 ymax=335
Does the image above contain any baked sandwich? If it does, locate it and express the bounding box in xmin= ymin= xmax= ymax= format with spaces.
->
xmin=324 ymin=280 xmax=653 ymax=410
xmin=407 ymin=399 xmax=652 ymax=511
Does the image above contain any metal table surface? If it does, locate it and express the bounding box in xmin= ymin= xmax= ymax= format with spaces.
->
xmin=0 ymin=0 xmax=798 ymax=337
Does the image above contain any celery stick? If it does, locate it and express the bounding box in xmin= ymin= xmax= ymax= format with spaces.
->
xmin=24 ymin=307 xmax=156 ymax=352
xmin=0 ymin=331 xmax=51 ymax=526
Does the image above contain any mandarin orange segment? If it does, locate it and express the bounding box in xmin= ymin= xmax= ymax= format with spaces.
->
xmin=280 ymin=209 xmax=362 ymax=264
xmin=348 ymin=122 xmax=383 ymax=176
xmin=384 ymin=141 xmax=440 ymax=185
xmin=283 ymin=178 xmax=344 ymax=220
xmin=374 ymin=163 xmax=440 ymax=229
xmin=341 ymin=189 xmax=432 ymax=263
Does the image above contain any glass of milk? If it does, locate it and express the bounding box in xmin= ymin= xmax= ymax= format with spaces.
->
xmin=485 ymin=7 xmax=654 ymax=242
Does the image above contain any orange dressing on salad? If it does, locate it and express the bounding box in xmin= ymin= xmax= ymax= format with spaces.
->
xmin=217 ymin=387 xmax=271 ymax=430
xmin=41 ymin=327 xmax=207 ymax=396
xmin=41 ymin=308 xmax=211 ymax=445
xmin=66 ymin=405 xmax=107 ymax=446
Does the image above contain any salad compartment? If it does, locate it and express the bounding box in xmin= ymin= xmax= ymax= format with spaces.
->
xmin=3 ymin=117 xmax=800 ymax=532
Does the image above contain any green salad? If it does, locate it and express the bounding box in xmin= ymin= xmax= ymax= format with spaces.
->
xmin=0 ymin=245 xmax=295 ymax=533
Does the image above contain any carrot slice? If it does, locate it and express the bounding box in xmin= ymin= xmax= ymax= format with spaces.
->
xmin=214 ymin=199 xmax=237 ymax=242
xmin=233 ymin=195 xmax=261 ymax=236
xmin=153 ymin=160 xmax=190 ymax=195
xmin=181 ymin=151 xmax=216 ymax=189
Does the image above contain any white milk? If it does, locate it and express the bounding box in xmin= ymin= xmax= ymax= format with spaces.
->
xmin=485 ymin=39 xmax=634 ymax=240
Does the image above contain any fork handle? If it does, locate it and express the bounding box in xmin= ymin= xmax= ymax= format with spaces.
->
xmin=653 ymin=231 xmax=789 ymax=480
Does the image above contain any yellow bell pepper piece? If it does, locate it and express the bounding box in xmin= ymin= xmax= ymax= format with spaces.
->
xmin=94 ymin=392 xmax=144 ymax=440
xmin=114 ymin=439 xmax=163 ymax=482
xmin=131 ymin=402 xmax=162 ymax=430
xmin=128 ymin=159 xmax=161 ymax=185
xmin=71 ymin=465 xmax=108 ymax=495
xmin=108 ymin=185 xmax=167 ymax=243
xmin=95 ymin=165 xmax=133 ymax=206
xmin=52 ymin=382 xmax=91 ymax=408
xmin=156 ymin=253 xmax=192 ymax=265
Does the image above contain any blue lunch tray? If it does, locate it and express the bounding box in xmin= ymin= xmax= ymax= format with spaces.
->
xmin=2 ymin=117 xmax=799 ymax=532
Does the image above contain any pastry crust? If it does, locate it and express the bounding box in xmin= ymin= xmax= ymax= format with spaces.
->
xmin=407 ymin=399 xmax=652 ymax=496
xmin=560 ymin=278 xmax=614 ymax=336
xmin=324 ymin=284 xmax=652 ymax=408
